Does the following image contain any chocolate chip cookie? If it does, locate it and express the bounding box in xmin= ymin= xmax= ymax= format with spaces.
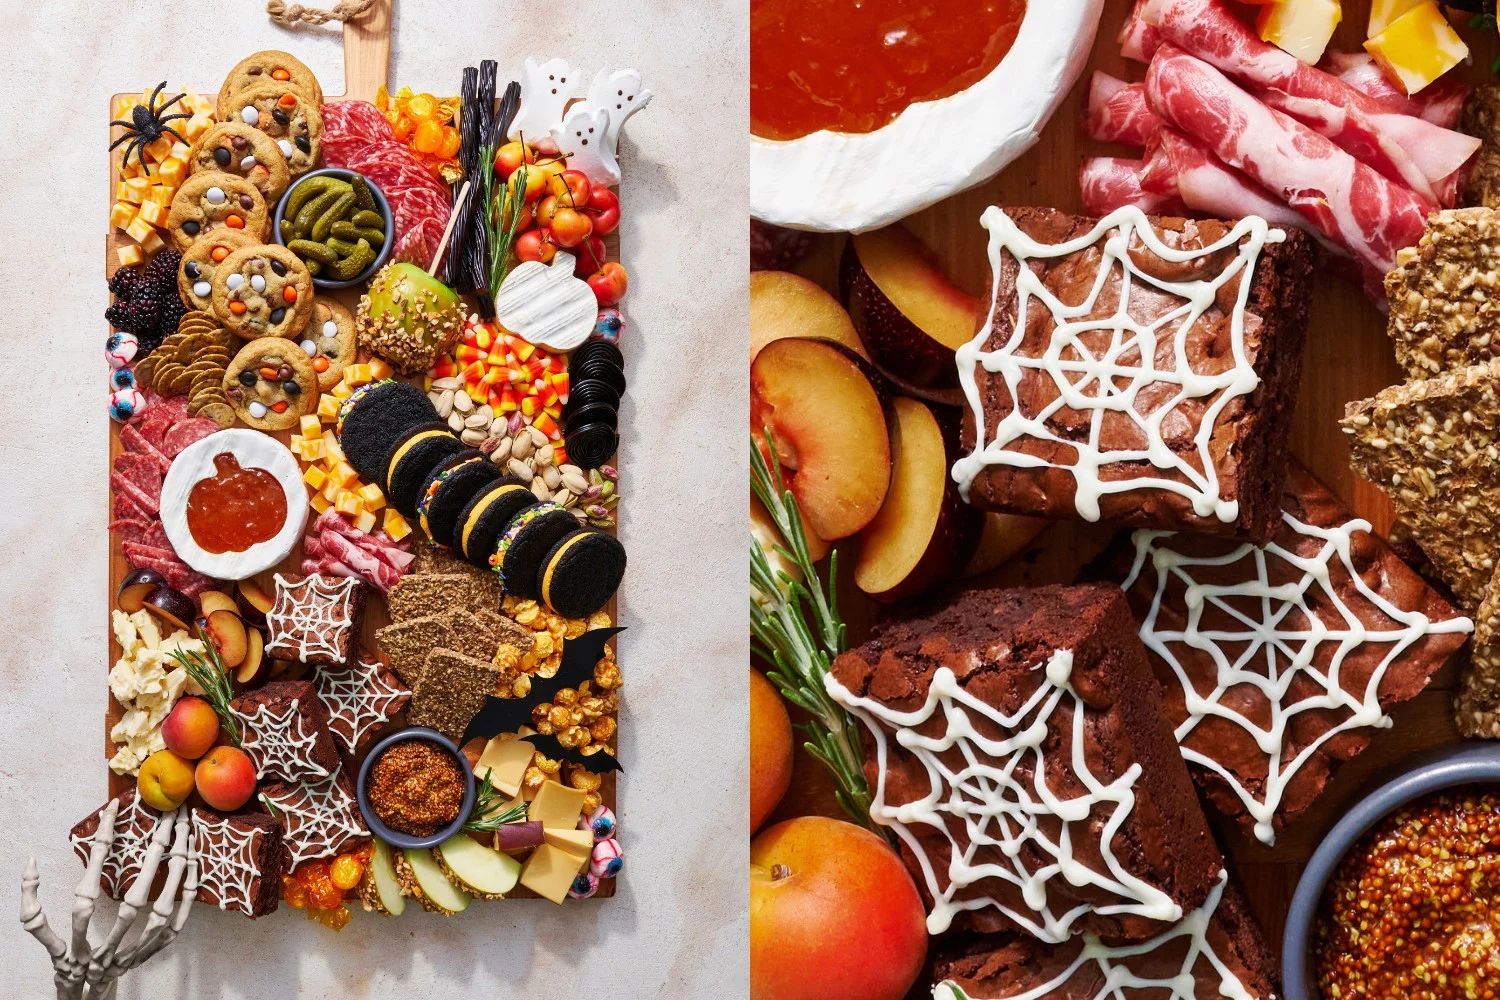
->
xmin=225 ymin=82 xmax=323 ymax=178
xmin=165 ymin=171 xmax=269 ymax=249
xmin=211 ymin=244 xmax=314 ymax=340
xmin=176 ymin=229 xmax=261 ymax=313
xmin=188 ymin=122 xmax=291 ymax=204
xmin=296 ymin=298 xmax=357 ymax=391
xmin=217 ymin=50 xmax=324 ymax=121
xmin=223 ymin=338 xmax=318 ymax=431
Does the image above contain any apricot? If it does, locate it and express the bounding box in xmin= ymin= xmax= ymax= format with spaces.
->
xmin=750 ymin=670 xmax=793 ymax=833
xmin=161 ymin=696 xmax=221 ymax=759
xmin=195 ymin=745 xmax=257 ymax=812
xmin=137 ymin=749 xmax=195 ymax=811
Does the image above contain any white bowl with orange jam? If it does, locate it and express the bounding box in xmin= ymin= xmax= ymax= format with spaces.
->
xmin=750 ymin=0 xmax=1104 ymax=233
xmin=159 ymin=429 xmax=308 ymax=580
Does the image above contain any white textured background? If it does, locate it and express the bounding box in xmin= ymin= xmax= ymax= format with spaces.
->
xmin=0 ymin=1 xmax=749 ymax=996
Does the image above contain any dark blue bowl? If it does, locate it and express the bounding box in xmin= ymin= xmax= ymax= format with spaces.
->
xmin=272 ymin=167 xmax=394 ymax=290
xmin=355 ymin=727 xmax=476 ymax=850
xmin=1282 ymin=741 xmax=1500 ymax=1000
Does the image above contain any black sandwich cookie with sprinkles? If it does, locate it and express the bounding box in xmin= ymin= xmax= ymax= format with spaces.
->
xmin=384 ymin=424 xmax=464 ymax=519
xmin=456 ymin=477 xmax=535 ymax=569
xmin=336 ymin=379 xmax=439 ymax=484
xmin=416 ymin=449 xmax=501 ymax=549
xmin=491 ymin=502 xmax=580 ymax=599
xmin=540 ymin=529 xmax=627 ymax=619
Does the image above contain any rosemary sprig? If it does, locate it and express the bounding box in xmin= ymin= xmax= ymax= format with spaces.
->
xmin=169 ymin=629 xmax=241 ymax=747
xmin=479 ymin=139 xmax=530 ymax=304
xmin=463 ymin=771 xmax=529 ymax=832
xmin=750 ymin=433 xmax=886 ymax=840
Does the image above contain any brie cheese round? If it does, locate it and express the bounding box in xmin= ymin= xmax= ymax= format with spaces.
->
xmin=750 ymin=0 xmax=1105 ymax=233
xmin=160 ymin=429 xmax=309 ymax=581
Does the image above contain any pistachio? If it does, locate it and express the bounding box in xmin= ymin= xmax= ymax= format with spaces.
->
xmin=431 ymin=376 xmax=463 ymax=391
xmin=447 ymin=411 xmax=465 ymax=432
xmin=460 ymin=427 xmax=487 ymax=446
xmin=511 ymin=433 xmax=534 ymax=460
xmin=491 ymin=436 xmax=513 ymax=465
xmin=541 ymin=465 xmax=561 ymax=490
xmin=433 ymin=390 xmax=454 ymax=418
xmin=527 ymin=425 xmax=548 ymax=447
xmin=530 ymin=478 xmax=552 ymax=501
xmin=507 ymin=457 xmax=533 ymax=481
xmin=559 ymin=464 xmax=583 ymax=478
xmin=561 ymin=472 xmax=590 ymax=494
xmin=464 ymin=411 xmax=489 ymax=429
xmin=600 ymin=465 xmax=619 ymax=481
xmin=452 ymin=391 xmax=473 ymax=413
xmin=537 ymin=444 xmax=555 ymax=466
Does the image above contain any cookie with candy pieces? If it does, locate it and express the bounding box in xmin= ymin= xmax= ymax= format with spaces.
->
xmin=229 ymin=679 xmax=341 ymax=783
xmin=264 ymin=572 xmax=365 ymax=665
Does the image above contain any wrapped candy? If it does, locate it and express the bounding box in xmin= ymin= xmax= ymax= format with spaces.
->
xmin=568 ymin=872 xmax=599 ymax=899
xmin=592 ymin=309 xmax=623 ymax=344
xmin=583 ymin=804 xmax=616 ymax=842
xmin=106 ymin=331 xmax=139 ymax=369
xmin=590 ymin=837 xmax=622 ymax=879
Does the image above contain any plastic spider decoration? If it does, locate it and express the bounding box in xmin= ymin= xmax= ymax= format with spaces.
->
xmin=110 ymin=82 xmax=191 ymax=174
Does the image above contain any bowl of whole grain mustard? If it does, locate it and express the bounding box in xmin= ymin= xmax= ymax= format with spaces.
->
xmin=356 ymin=727 xmax=475 ymax=849
xmin=1283 ymin=743 xmax=1500 ymax=1000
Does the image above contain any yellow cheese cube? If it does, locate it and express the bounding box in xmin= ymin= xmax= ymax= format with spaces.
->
xmin=383 ymin=509 xmax=412 ymax=541
xmin=137 ymin=201 xmax=169 ymax=227
xmin=119 ymin=157 xmax=145 ymax=180
xmin=183 ymin=112 xmax=214 ymax=141
xmin=300 ymin=415 xmax=323 ymax=437
xmin=289 ymin=434 xmax=306 ymax=457
xmin=1365 ymin=2 xmax=1468 ymax=95
xmin=318 ymin=394 xmax=342 ymax=421
xmin=1257 ymin=0 xmax=1342 ymax=65
xmin=476 ymin=738 xmax=535 ymax=798
xmin=124 ymin=215 xmax=157 ymax=245
xmin=144 ymin=135 xmax=174 ymax=164
xmin=334 ymin=492 xmax=364 ymax=517
xmin=355 ymin=483 xmax=386 ymax=511
xmin=110 ymin=202 xmax=138 ymax=231
xmin=369 ymin=357 xmax=394 ymax=381
xmin=169 ymin=141 xmax=190 ymax=160
xmin=111 ymin=95 xmax=135 ymax=118
xmin=332 ymin=461 xmax=359 ymax=487
xmin=520 ymin=844 xmax=587 ymax=904
xmin=303 ymin=465 xmax=329 ymax=490
xmin=342 ymin=363 xmax=373 ymax=387
xmin=156 ymin=157 xmax=188 ymax=187
xmin=146 ymin=185 xmax=175 ymax=207
xmin=322 ymin=431 xmax=345 ymax=464
xmin=116 ymin=244 xmax=146 ymax=268
xmin=1369 ymin=0 xmax=1423 ymax=35
xmin=118 ymin=178 xmax=148 ymax=204
xmin=354 ymin=509 xmax=377 ymax=533
xmin=302 ymin=437 xmax=327 ymax=462
xmin=322 ymin=477 xmax=342 ymax=502
xmin=331 ymin=381 xmax=353 ymax=400
xmin=530 ymin=781 xmax=588 ymax=830
xmin=138 ymin=229 xmax=165 ymax=256
xmin=542 ymin=826 xmax=595 ymax=860
xmin=309 ymin=491 xmax=333 ymax=514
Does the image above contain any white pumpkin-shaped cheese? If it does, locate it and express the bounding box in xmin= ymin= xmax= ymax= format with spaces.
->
xmin=494 ymin=252 xmax=598 ymax=352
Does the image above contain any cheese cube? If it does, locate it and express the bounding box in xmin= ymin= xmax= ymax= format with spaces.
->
xmin=144 ymin=135 xmax=174 ymax=164
xmin=332 ymin=461 xmax=359 ymax=487
xmin=322 ymin=431 xmax=345 ymax=465
xmin=355 ymin=483 xmax=386 ymax=511
xmin=476 ymin=738 xmax=535 ymax=798
xmin=137 ymin=201 xmax=169 ymax=227
xmin=309 ymin=492 xmax=333 ymax=514
xmin=334 ymin=492 xmax=364 ymax=517
xmin=124 ymin=216 xmax=157 ymax=245
xmin=118 ymin=178 xmax=149 ymax=204
xmin=1257 ymin=0 xmax=1342 ymax=65
xmin=300 ymin=415 xmax=323 ymax=437
xmin=156 ymin=157 xmax=188 ymax=187
xmin=146 ymin=185 xmax=175 ymax=207
xmin=530 ymin=780 xmax=587 ymax=829
xmin=1365 ymin=2 xmax=1468 ymax=95
xmin=111 ymin=95 xmax=135 ymax=118
xmin=301 ymin=437 xmax=327 ymax=462
xmin=137 ymin=229 xmax=165 ymax=256
xmin=519 ymin=843 xmax=586 ymax=904
xmin=169 ymin=141 xmax=191 ymax=160
xmin=289 ymin=434 xmax=306 ymax=457
xmin=303 ymin=465 xmax=329 ymax=490
xmin=1369 ymin=0 xmax=1423 ymax=35
xmin=119 ymin=157 xmax=145 ymax=180
xmin=116 ymin=244 xmax=146 ymax=268
xmin=383 ymin=509 xmax=412 ymax=541
xmin=354 ymin=509 xmax=377 ymax=533
xmin=331 ymin=381 xmax=353 ymax=400
xmin=110 ymin=202 xmax=138 ymax=231
xmin=322 ymin=477 xmax=342 ymax=502
xmin=342 ymin=363 xmax=373 ymax=387
xmin=183 ymin=112 xmax=214 ymax=141
xmin=369 ymin=357 xmax=394 ymax=380
xmin=542 ymin=826 xmax=595 ymax=860
xmin=317 ymin=394 xmax=342 ymax=421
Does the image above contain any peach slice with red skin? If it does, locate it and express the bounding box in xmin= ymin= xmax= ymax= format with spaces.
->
xmin=750 ymin=270 xmax=870 ymax=365
xmin=236 ymin=578 xmax=273 ymax=628
xmin=840 ymin=224 xmax=983 ymax=387
xmin=751 ymin=338 xmax=891 ymax=542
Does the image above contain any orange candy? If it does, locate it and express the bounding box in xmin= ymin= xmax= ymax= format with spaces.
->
xmin=330 ymin=854 xmax=363 ymax=890
xmin=229 ymin=301 xmax=248 ymax=315
xmin=271 ymin=400 xmax=289 ymax=413
xmin=258 ymin=366 xmax=280 ymax=379
xmin=225 ymin=214 xmax=245 ymax=229
xmin=406 ymin=92 xmax=438 ymax=119
xmin=282 ymin=875 xmax=308 ymax=909
xmin=413 ymin=119 xmax=444 ymax=155
xmin=312 ymin=880 xmax=344 ymax=910
xmin=312 ymin=356 xmax=329 ymax=373
xmin=211 ymin=245 xmax=231 ymax=262
xmin=283 ymin=286 xmax=298 ymax=303
xmin=278 ymin=93 xmax=298 ymax=108
xmin=272 ymin=67 xmax=291 ymax=81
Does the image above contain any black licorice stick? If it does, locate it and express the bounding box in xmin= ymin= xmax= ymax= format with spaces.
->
xmin=470 ymin=78 xmax=521 ymax=317
xmin=446 ymin=65 xmax=480 ymax=289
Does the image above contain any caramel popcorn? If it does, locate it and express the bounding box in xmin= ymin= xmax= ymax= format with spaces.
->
xmin=590 ymin=716 xmax=617 ymax=743
xmin=566 ymin=766 xmax=602 ymax=793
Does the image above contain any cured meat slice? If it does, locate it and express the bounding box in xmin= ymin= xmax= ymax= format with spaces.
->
xmin=161 ymin=418 xmax=219 ymax=457
xmin=165 ymin=564 xmax=216 ymax=598
xmin=110 ymin=473 xmax=160 ymax=518
xmin=1120 ymin=0 xmax=1162 ymax=63
xmin=118 ymin=425 xmax=173 ymax=476
xmin=1085 ymin=73 xmax=1162 ymax=147
xmin=120 ymin=541 xmax=184 ymax=577
xmin=1144 ymin=0 xmax=1478 ymax=207
xmin=107 ymin=519 xmax=156 ymax=545
xmin=113 ymin=490 xmax=152 ymax=522
xmin=1319 ymin=51 xmax=1468 ymax=129
xmin=112 ymin=454 xmax=162 ymax=499
xmin=1078 ymin=158 xmax=1186 ymax=217
xmin=1145 ymin=45 xmax=1428 ymax=283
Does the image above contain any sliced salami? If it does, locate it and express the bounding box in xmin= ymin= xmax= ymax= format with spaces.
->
xmin=162 ymin=418 xmax=220 ymax=457
xmin=111 ymin=454 xmax=163 ymax=499
xmin=166 ymin=564 xmax=217 ymax=598
xmin=119 ymin=424 xmax=173 ymax=475
xmin=112 ymin=490 xmax=152 ymax=522
xmin=120 ymin=541 xmax=184 ymax=577
xmin=107 ymin=519 xmax=157 ymax=545
xmin=110 ymin=473 xmax=159 ymax=518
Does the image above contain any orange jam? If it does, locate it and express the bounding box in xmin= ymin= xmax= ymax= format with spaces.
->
xmin=186 ymin=452 xmax=287 ymax=554
xmin=750 ymin=0 xmax=1028 ymax=141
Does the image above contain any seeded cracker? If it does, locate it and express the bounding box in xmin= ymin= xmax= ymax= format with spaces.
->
xmin=1385 ymin=209 xmax=1500 ymax=378
xmin=386 ymin=573 xmax=482 ymax=624
xmin=1461 ymin=84 xmax=1500 ymax=209
xmin=408 ymin=648 xmax=503 ymax=742
xmin=373 ymin=612 xmax=456 ymax=688
xmin=1461 ymin=570 xmax=1500 ymax=738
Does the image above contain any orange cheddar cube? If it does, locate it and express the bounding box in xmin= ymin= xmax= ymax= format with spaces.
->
xmin=354 ymin=508 xmax=377 ymax=533
xmin=309 ymin=491 xmax=333 ymax=514
xmin=110 ymin=203 xmax=138 ymax=231
xmin=116 ymin=244 xmax=146 ymax=268
xmin=355 ymin=483 xmax=386 ymax=511
xmin=383 ymin=509 xmax=413 ymax=541
xmin=156 ymin=157 xmax=188 ymax=186
xmin=1366 ymin=2 xmax=1468 ymax=95
xmin=124 ymin=216 xmax=157 ymax=246
xmin=303 ymin=465 xmax=329 ymax=490
xmin=137 ymin=201 xmax=170 ymax=228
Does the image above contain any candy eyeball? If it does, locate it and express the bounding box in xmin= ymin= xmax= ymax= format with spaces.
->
xmin=108 ymin=387 xmax=148 ymax=423
xmin=589 ymin=837 xmax=622 ymax=878
xmin=568 ymin=872 xmax=599 ymax=899
xmin=105 ymin=331 xmax=139 ymax=369
xmin=585 ymin=804 xmax=616 ymax=841
xmin=592 ymin=308 xmax=623 ymax=344
xmin=110 ymin=367 xmax=137 ymax=392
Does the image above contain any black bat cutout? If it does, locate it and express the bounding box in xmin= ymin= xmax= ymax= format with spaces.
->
xmin=525 ymin=732 xmax=621 ymax=774
xmin=461 ymin=626 xmax=626 ymax=746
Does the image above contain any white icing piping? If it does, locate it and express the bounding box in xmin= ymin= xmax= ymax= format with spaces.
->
xmin=825 ymin=651 xmax=1181 ymax=942
xmin=231 ymin=697 xmax=332 ymax=782
xmin=69 ymin=794 xmax=162 ymax=898
xmin=953 ymin=207 xmax=1282 ymax=524
xmin=190 ymin=811 xmax=267 ymax=913
xmin=1121 ymin=514 xmax=1473 ymax=845
xmin=266 ymin=573 xmax=358 ymax=664
xmin=931 ymin=871 xmax=1263 ymax=1000
xmin=261 ymin=765 xmax=366 ymax=870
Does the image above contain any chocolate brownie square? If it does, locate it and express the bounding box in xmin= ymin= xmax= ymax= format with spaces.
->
xmin=264 ymin=572 xmax=365 ymax=665
xmin=827 ymin=583 xmax=1223 ymax=942
xmin=1103 ymin=464 xmax=1472 ymax=844
xmin=955 ymin=207 xmax=1313 ymax=544
xmin=259 ymin=767 xmax=369 ymax=871
xmin=931 ymin=875 xmax=1279 ymax=999
xmin=191 ymin=808 xmax=283 ymax=917
xmin=229 ymin=679 xmax=341 ymax=783
xmin=69 ymin=788 xmax=166 ymax=900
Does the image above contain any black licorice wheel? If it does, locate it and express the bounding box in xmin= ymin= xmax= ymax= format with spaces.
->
xmin=496 ymin=503 xmax=580 ymax=599
xmin=565 ymin=403 xmax=618 ymax=434
xmin=456 ymin=477 xmax=535 ymax=569
xmin=566 ymin=378 xmax=622 ymax=413
xmin=384 ymin=425 xmax=465 ymax=519
xmin=539 ymin=529 xmax=626 ymax=619
xmin=337 ymin=380 xmax=440 ymax=484
xmin=417 ymin=450 xmax=501 ymax=549
xmin=572 ymin=340 xmax=623 ymax=371
xmin=565 ymin=422 xmax=619 ymax=471
xmin=572 ymin=356 xmax=626 ymax=395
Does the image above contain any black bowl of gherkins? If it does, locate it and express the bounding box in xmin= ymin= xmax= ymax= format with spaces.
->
xmin=274 ymin=167 xmax=394 ymax=289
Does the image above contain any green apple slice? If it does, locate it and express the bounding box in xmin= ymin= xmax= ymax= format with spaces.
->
xmin=401 ymin=847 xmax=471 ymax=915
xmin=435 ymin=834 xmax=521 ymax=899
xmin=365 ymin=836 xmax=406 ymax=917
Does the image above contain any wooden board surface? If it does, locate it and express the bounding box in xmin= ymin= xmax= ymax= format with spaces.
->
xmin=764 ymin=0 xmax=1500 ymax=959
xmin=105 ymin=0 xmax=620 ymax=902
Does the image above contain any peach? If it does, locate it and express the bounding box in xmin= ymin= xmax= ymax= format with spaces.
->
xmin=195 ymin=745 xmax=257 ymax=812
xmin=750 ymin=270 xmax=870 ymax=365
xmin=751 ymin=816 xmax=927 ymax=1000
xmin=137 ymin=749 xmax=195 ymax=811
xmin=751 ymin=338 xmax=891 ymax=541
xmin=161 ymin=696 xmax=220 ymax=759
xmin=750 ymin=670 xmax=793 ymax=833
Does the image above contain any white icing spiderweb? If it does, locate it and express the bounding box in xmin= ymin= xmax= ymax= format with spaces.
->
xmin=70 ymin=792 xmax=163 ymax=900
xmin=266 ymin=573 xmax=359 ymax=663
xmin=932 ymin=871 xmax=1255 ymax=1000
xmin=191 ymin=810 xmax=268 ymax=915
xmin=261 ymin=766 xmax=368 ymax=870
xmin=953 ymin=208 xmax=1278 ymax=526
xmin=1122 ymin=513 xmax=1473 ymax=845
xmin=313 ymin=657 xmax=410 ymax=754
xmin=232 ymin=697 xmax=332 ymax=782
xmin=826 ymin=650 xmax=1180 ymax=943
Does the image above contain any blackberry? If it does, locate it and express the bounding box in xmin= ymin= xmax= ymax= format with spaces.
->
xmin=105 ymin=247 xmax=189 ymax=357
